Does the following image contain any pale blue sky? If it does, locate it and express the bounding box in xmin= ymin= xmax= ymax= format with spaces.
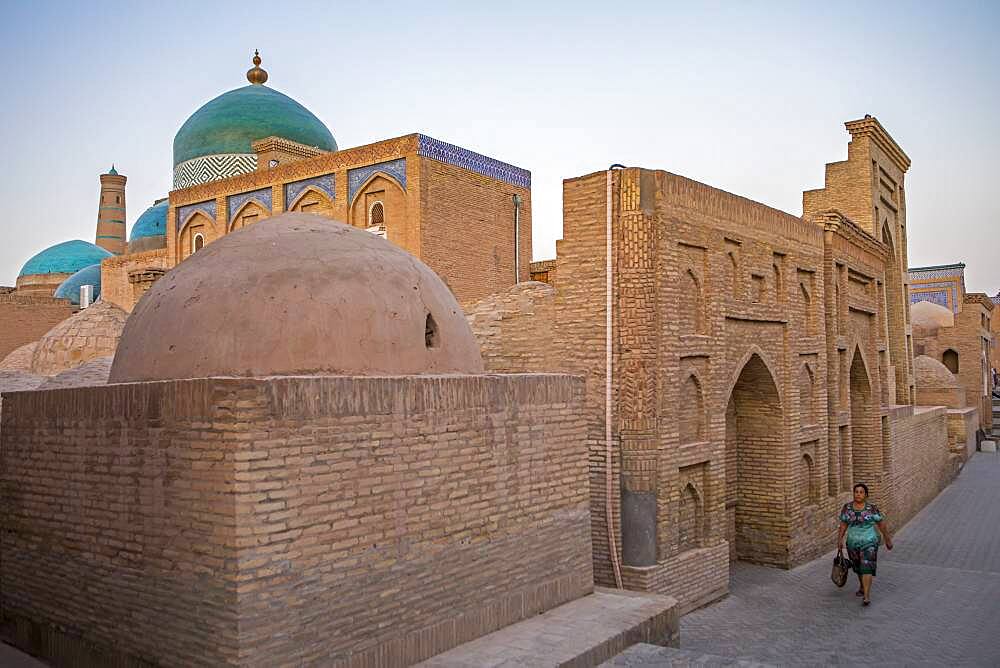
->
xmin=1 ymin=1 xmax=997 ymax=293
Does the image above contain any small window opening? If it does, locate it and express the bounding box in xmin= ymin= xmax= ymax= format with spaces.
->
xmin=369 ymin=201 xmax=384 ymax=226
xmin=115 ymin=195 xmax=120 ymax=204
xmin=425 ymin=313 xmax=439 ymax=348
xmin=193 ymin=233 xmax=204 ymax=252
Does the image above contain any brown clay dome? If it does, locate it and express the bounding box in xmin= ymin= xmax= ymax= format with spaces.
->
xmin=109 ymin=213 xmax=483 ymax=382
xmin=31 ymin=300 xmax=128 ymax=376
xmin=911 ymin=300 xmax=954 ymax=330
xmin=914 ymin=355 xmax=959 ymax=389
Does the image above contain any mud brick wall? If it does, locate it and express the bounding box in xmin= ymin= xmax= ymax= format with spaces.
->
xmin=1 ymin=374 xmax=590 ymax=667
xmin=0 ymin=292 xmax=74 ymax=360
xmin=886 ymin=406 xmax=954 ymax=529
xmin=946 ymin=407 xmax=978 ymax=461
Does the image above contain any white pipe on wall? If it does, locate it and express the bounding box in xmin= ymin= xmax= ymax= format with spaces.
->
xmin=606 ymin=169 xmax=623 ymax=589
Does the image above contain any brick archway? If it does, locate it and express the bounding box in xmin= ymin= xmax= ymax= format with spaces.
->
xmin=725 ymin=353 xmax=786 ymax=566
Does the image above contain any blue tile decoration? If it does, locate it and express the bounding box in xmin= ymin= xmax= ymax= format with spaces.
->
xmin=228 ymin=187 xmax=273 ymax=221
xmin=348 ymin=159 xmax=407 ymax=203
xmin=284 ymin=174 xmax=335 ymax=209
xmin=417 ymin=134 xmax=530 ymax=189
xmin=176 ymin=200 xmax=217 ymax=232
xmin=910 ymin=280 xmax=960 ymax=312
xmin=911 ymin=290 xmax=951 ymax=309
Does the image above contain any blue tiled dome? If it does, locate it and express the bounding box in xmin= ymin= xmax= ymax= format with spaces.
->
xmin=129 ymin=199 xmax=168 ymax=241
xmin=54 ymin=263 xmax=102 ymax=305
xmin=173 ymin=85 xmax=336 ymax=167
xmin=18 ymin=240 xmax=112 ymax=278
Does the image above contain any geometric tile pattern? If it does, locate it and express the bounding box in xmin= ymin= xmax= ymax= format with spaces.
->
xmin=173 ymin=153 xmax=258 ymax=190
xmin=228 ymin=187 xmax=273 ymax=221
xmin=176 ymin=200 xmax=216 ymax=233
xmin=284 ymin=174 xmax=335 ymax=209
xmin=911 ymin=289 xmax=951 ymax=309
xmin=348 ymin=159 xmax=406 ymax=203
xmin=910 ymin=280 xmax=960 ymax=312
xmin=417 ymin=134 xmax=531 ymax=189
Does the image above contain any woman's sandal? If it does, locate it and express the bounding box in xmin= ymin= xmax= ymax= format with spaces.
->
xmin=862 ymin=598 xmax=871 ymax=606
xmin=856 ymin=589 xmax=864 ymax=597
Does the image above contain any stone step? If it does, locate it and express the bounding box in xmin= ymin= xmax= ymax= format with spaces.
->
xmin=418 ymin=589 xmax=678 ymax=668
xmin=601 ymin=643 xmax=775 ymax=667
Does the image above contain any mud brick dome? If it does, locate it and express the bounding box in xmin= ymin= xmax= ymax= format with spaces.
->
xmin=109 ymin=212 xmax=484 ymax=382
xmin=911 ymin=300 xmax=955 ymax=330
xmin=914 ymin=354 xmax=960 ymax=389
xmin=31 ymin=300 xmax=128 ymax=375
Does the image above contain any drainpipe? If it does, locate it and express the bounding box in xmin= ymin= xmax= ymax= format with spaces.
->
xmin=606 ymin=167 xmax=624 ymax=589
xmin=513 ymin=194 xmax=522 ymax=283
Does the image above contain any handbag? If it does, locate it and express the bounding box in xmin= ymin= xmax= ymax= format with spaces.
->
xmin=831 ymin=548 xmax=851 ymax=587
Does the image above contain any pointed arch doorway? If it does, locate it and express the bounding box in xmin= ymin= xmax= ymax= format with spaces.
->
xmin=724 ymin=353 xmax=786 ymax=566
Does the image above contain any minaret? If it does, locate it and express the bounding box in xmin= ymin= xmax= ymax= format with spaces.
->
xmin=96 ymin=165 xmax=127 ymax=254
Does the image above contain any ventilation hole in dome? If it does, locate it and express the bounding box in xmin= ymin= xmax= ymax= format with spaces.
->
xmin=425 ymin=313 xmax=439 ymax=349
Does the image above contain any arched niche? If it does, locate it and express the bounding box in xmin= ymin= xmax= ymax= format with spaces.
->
xmin=349 ymin=174 xmax=407 ymax=247
xmin=288 ymin=187 xmax=335 ymax=218
xmin=230 ymin=200 xmax=269 ymax=232
xmin=178 ymin=212 xmax=213 ymax=262
xmin=679 ymin=374 xmax=705 ymax=443
xmin=677 ymin=483 xmax=703 ymax=553
xmin=679 ymin=269 xmax=705 ymax=335
xmin=942 ymin=348 xmax=959 ymax=374
xmin=724 ymin=353 xmax=786 ymax=565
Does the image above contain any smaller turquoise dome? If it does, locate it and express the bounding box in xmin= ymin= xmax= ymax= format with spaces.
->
xmin=130 ymin=199 xmax=168 ymax=241
xmin=54 ymin=264 xmax=102 ymax=305
xmin=18 ymin=240 xmax=112 ymax=278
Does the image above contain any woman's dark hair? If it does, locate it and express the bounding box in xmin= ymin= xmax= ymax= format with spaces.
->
xmin=853 ymin=482 xmax=869 ymax=496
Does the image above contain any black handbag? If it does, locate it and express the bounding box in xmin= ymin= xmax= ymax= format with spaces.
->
xmin=831 ymin=548 xmax=852 ymax=587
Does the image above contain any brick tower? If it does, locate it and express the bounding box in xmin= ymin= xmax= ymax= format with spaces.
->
xmin=96 ymin=166 xmax=127 ymax=255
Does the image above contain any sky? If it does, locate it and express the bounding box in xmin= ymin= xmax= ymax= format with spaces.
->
xmin=1 ymin=1 xmax=997 ymax=294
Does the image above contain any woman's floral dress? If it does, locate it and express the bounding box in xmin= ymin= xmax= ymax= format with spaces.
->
xmin=839 ymin=502 xmax=883 ymax=576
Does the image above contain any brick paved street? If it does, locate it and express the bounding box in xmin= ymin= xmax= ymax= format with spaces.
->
xmin=612 ymin=453 xmax=1000 ymax=666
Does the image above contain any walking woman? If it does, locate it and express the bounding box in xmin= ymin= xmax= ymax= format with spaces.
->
xmin=838 ymin=483 xmax=893 ymax=606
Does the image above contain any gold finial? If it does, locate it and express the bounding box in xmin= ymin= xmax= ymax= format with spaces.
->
xmin=247 ymin=50 xmax=268 ymax=85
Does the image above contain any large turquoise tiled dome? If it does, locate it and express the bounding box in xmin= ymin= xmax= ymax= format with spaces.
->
xmin=54 ymin=263 xmax=102 ymax=304
xmin=173 ymin=85 xmax=336 ymax=167
xmin=18 ymin=240 xmax=112 ymax=278
xmin=129 ymin=199 xmax=169 ymax=241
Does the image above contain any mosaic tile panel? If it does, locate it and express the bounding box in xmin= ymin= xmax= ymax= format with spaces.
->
xmin=176 ymin=200 xmax=216 ymax=232
xmin=911 ymin=280 xmax=960 ymax=312
xmin=417 ymin=134 xmax=531 ymax=189
xmin=348 ymin=159 xmax=406 ymax=203
xmin=284 ymin=174 xmax=335 ymax=209
xmin=911 ymin=290 xmax=950 ymax=309
xmin=173 ymin=154 xmax=257 ymax=190
xmin=228 ymin=187 xmax=273 ymax=220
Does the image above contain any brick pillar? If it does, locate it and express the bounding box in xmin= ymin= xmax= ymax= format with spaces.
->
xmin=615 ymin=169 xmax=659 ymax=567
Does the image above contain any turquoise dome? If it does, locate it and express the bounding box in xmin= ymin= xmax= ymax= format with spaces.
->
xmin=173 ymin=85 xmax=336 ymax=166
xmin=130 ymin=199 xmax=169 ymax=241
xmin=54 ymin=263 xmax=102 ymax=305
xmin=18 ymin=240 xmax=112 ymax=278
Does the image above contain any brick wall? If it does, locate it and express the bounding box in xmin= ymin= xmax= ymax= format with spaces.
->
xmin=946 ymin=407 xmax=978 ymax=461
xmin=0 ymin=293 xmax=74 ymax=360
xmin=100 ymin=248 xmax=169 ymax=312
xmin=885 ymin=406 xmax=954 ymax=529
xmin=420 ymin=158 xmax=531 ymax=306
xmin=1 ymin=374 xmax=591 ymax=667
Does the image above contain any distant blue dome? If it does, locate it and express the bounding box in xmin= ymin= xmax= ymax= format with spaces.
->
xmin=54 ymin=264 xmax=102 ymax=305
xmin=18 ymin=240 xmax=112 ymax=278
xmin=130 ymin=199 xmax=168 ymax=241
